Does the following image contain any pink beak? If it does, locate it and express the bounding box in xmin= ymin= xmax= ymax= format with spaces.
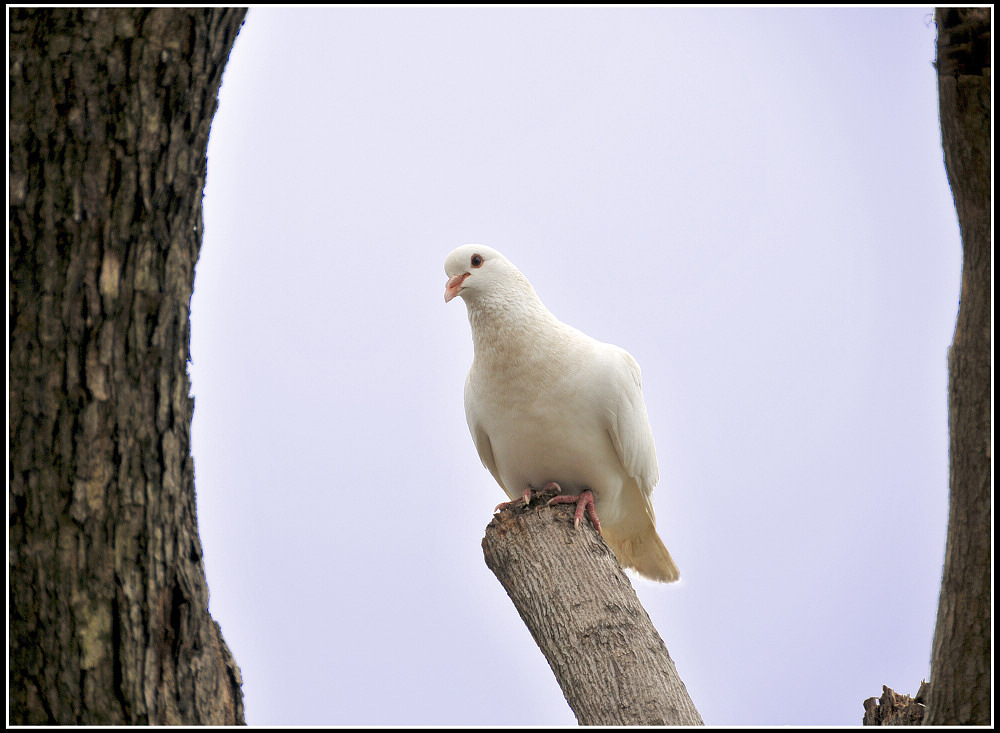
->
xmin=444 ymin=272 xmax=469 ymax=302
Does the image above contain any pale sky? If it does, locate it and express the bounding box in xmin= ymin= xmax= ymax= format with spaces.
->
xmin=189 ymin=6 xmax=961 ymax=726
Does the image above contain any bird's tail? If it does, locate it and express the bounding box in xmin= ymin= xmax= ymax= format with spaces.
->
xmin=604 ymin=523 xmax=680 ymax=583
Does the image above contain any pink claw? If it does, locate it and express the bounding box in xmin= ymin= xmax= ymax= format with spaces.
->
xmin=545 ymin=485 xmax=602 ymax=535
xmin=494 ymin=487 xmax=533 ymax=513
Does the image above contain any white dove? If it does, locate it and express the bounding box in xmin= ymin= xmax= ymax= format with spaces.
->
xmin=444 ymin=244 xmax=680 ymax=583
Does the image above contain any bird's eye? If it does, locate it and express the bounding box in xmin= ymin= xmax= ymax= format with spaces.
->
xmin=471 ymin=254 xmax=484 ymax=268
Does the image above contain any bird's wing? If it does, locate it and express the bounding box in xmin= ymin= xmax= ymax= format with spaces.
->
xmin=603 ymin=346 xmax=660 ymax=521
xmin=464 ymin=373 xmax=509 ymax=496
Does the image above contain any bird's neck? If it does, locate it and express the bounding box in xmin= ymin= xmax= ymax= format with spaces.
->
xmin=466 ymin=286 xmax=564 ymax=373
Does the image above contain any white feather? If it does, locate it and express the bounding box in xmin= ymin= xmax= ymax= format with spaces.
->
xmin=445 ymin=244 xmax=679 ymax=582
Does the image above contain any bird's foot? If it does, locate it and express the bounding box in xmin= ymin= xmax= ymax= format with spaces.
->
xmin=545 ymin=485 xmax=602 ymax=535
xmin=494 ymin=487 xmax=533 ymax=513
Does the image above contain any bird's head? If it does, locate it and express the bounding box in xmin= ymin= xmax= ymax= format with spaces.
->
xmin=443 ymin=244 xmax=517 ymax=304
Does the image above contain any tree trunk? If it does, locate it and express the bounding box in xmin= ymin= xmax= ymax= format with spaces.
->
xmin=482 ymin=489 xmax=703 ymax=725
xmin=862 ymin=684 xmax=928 ymax=726
xmin=9 ymin=7 xmax=247 ymax=724
xmin=924 ymin=7 xmax=992 ymax=727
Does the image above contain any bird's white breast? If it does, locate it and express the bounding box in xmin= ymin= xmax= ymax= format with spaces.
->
xmin=465 ymin=338 xmax=632 ymax=525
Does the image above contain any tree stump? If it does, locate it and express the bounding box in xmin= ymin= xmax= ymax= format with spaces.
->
xmin=483 ymin=489 xmax=702 ymax=725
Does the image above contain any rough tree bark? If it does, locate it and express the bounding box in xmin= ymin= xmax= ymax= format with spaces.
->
xmin=482 ymin=488 xmax=703 ymax=726
xmin=924 ymin=7 xmax=992 ymax=727
xmin=9 ymin=8 xmax=247 ymax=724
xmin=862 ymin=683 xmax=928 ymax=726
xmin=863 ymin=9 xmax=991 ymax=727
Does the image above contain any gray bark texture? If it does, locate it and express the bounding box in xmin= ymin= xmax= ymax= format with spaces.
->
xmin=482 ymin=489 xmax=703 ymax=726
xmin=862 ymin=683 xmax=928 ymax=726
xmin=925 ymin=7 xmax=992 ymax=727
xmin=9 ymin=7 xmax=247 ymax=724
